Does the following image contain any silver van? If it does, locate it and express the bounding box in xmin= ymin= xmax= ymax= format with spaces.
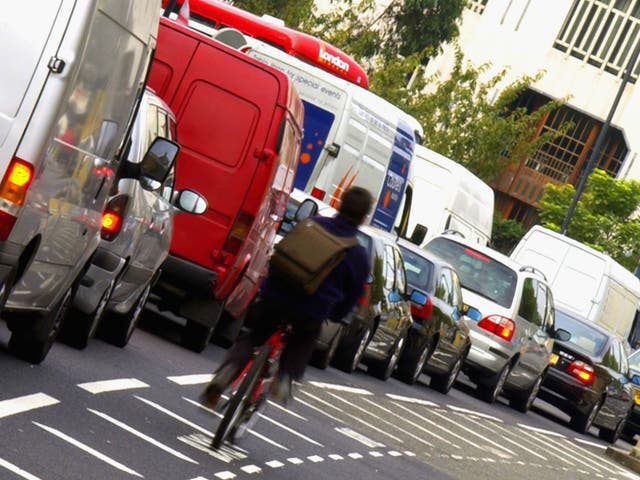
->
xmin=0 ymin=1 xmax=160 ymax=363
xmin=60 ymin=89 xmax=207 ymax=349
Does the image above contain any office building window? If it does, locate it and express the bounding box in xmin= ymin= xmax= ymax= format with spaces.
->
xmin=555 ymin=0 xmax=640 ymax=82
xmin=468 ymin=0 xmax=489 ymax=14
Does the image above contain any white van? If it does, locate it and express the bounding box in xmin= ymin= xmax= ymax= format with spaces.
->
xmin=397 ymin=145 xmax=495 ymax=246
xmin=0 ymin=1 xmax=160 ymax=363
xmin=510 ymin=225 xmax=640 ymax=341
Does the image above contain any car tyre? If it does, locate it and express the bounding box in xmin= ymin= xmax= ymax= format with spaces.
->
xmin=60 ymin=282 xmax=113 ymax=350
xmin=311 ymin=325 xmax=343 ymax=370
xmin=396 ymin=340 xmax=430 ymax=385
xmin=431 ymin=352 xmax=465 ymax=394
xmin=369 ymin=331 xmax=406 ymax=381
xmin=333 ymin=326 xmax=371 ymax=373
xmin=99 ymin=283 xmax=152 ymax=348
xmin=599 ymin=415 xmax=626 ymax=443
xmin=570 ymin=398 xmax=602 ymax=434
xmin=181 ymin=319 xmax=214 ymax=353
xmin=509 ymin=373 xmax=543 ymax=413
xmin=477 ymin=362 xmax=511 ymax=403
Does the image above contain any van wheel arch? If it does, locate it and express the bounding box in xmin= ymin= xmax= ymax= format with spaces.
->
xmin=15 ymin=235 xmax=41 ymax=284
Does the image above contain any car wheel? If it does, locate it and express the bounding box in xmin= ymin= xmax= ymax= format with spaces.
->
xmin=570 ymin=398 xmax=602 ymax=434
xmin=477 ymin=362 xmax=511 ymax=403
xmin=311 ymin=325 xmax=343 ymax=370
xmin=99 ymin=283 xmax=152 ymax=348
xmin=181 ymin=319 xmax=214 ymax=353
xmin=431 ymin=353 xmax=465 ymax=394
xmin=370 ymin=331 xmax=406 ymax=381
xmin=9 ymin=286 xmax=74 ymax=364
xmin=333 ymin=326 xmax=371 ymax=373
xmin=60 ymin=282 xmax=113 ymax=350
xmin=599 ymin=415 xmax=626 ymax=443
xmin=509 ymin=373 xmax=543 ymax=413
xmin=396 ymin=341 xmax=430 ymax=385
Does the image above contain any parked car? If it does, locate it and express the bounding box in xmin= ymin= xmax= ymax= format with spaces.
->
xmin=60 ymin=89 xmax=208 ymax=349
xmin=394 ymin=239 xmax=471 ymax=392
xmin=423 ymin=232 xmax=570 ymax=411
xmin=622 ymin=348 xmax=640 ymax=441
xmin=315 ymin=226 xmax=414 ymax=380
xmin=538 ymin=306 xmax=633 ymax=442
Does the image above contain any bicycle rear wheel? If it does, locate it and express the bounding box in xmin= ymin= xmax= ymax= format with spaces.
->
xmin=211 ymin=344 xmax=272 ymax=449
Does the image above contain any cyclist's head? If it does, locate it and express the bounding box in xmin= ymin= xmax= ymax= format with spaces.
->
xmin=339 ymin=186 xmax=374 ymax=226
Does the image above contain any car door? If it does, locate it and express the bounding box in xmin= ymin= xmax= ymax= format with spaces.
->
xmin=393 ymin=245 xmax=413 ymax=333
xmin=599 ymin=339 xmax=633 ymax=425
xmin=428 ymin=267 xmax=458 ymax=369
xmin=370 ymin=242 xmax=403 ymax=353
xmin=517 ymin=278 xmax=553 ymax=378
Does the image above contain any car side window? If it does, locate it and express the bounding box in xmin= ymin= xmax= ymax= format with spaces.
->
xmin=436 ymin=271 xmax=452 ymax=303
xmin=534 ymin=281 xmax=547 ymax=328
xmin=384 ymin=245 xmax=396 ymax=291
xmin=449 ymin=269 xmax=464 ymax=310
xmin=545 ymin=288 xmax=555 ymax=331
xmin=393 ymin=248 xmax=406 ymax=295
xmin=602 ymin=341 xmax=621 ymax=372
xmin=518 ymin=278 xmax=537 ymax=324
xmin=618 ymin=341 xmax=630 ymax=375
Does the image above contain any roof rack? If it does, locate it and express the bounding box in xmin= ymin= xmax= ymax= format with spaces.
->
xmin=519 ymin=265 xmax=547 ymax=281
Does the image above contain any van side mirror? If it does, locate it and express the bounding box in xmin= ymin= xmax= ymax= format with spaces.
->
xmin=462 ymin=304 xmax=481 ymax=321
xmin=388 ymin=290 xmax=401 ymax=303
xmin=553 ymin=328 xmax=572 ymax=342
xmin=139 ymin=137 xmax=180 ymax=191
xmin=174 ymin=189 xmax=207 ymax=214
xmin=409 ymin=290 xmax=427 ymax=306
xmin=294 ymin=199 xmax=318 ymax=222
xmin=410 ymin=224 xmax=428 ymax=245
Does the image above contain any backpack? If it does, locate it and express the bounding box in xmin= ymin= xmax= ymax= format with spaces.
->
xmin=269 ymin=218 xmax=359 ymax=296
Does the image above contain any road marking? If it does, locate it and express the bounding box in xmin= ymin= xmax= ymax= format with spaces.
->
xmin=136 ymin=396 xmax=215 ymax=436
xmin=307 ymin=382 xmax=372 ymax=395
xmin=88 ymin=409 xmax=197 ymax=464
xmin=294 ymin=397 xmax=344 ymax=423
xmin=0 ymin=393 xmax=58 ymax=418
xmin=517 ymin=424 xmax=566 ymax=437
xmin=447 ymin=405 xmax=503 ymax=423
xmin=168 ymin=374 xmax=213 ymax=385
xmin=516 ymin=428 xmax=576 ymax=467
xmin=177 ymin=433 xmax=247 ymax=463
xmin=214 ymin=472 xmax=235 ymax=480
xmin=183 ymin=397 xmax=289 ymax=451
xmin=388 ymin=451 xmax=402 ymax=457
xmin=559 ymin=437 xmax=629 ymax=473
xmin=78 ymin=378 xmax=149 ymax=394
xmin=257 ymin=413 xmax=323 ymax=446
xmin=308 ymin=455 xmax=324 ymax=463
xmin=348 ymin=453 xmax=363 ymax=459
xmin=359 ymin=397 xmax=434 ymax=447
xmin=0 ymin=457 xmax=42 ymax=480
xmin=573 ymin=438 xmax=606 ymax=449
xmin=266 ymin=400 xmax=307 ymax=421
xmin=266 ymin=460 xmax=284 ymax=468
xmin=385 ymin=393 xmax=438 ymax=407
xmin=335 ymin=427 xmax=385 ymax=448
xmin=33 ymin=422 xmax=142 ymax=477
xmin=389 ymin=401 xmax=459 ymax=448
xmin=300 ymin=391 xmax=404 ymax=443
xmin=329 ymin=454 xmax=344 ymax=460
xmin=405 ymin=451 xmax=416 ymax=457
xmin=241 ymin=465 xmax=262 ymax=474
xmin=369 ymin=451 xmax=384 ymax=458
xmin=287 ymin=457 xmax=304 ymax=465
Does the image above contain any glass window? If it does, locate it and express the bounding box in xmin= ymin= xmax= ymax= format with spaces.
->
xmin=384 ymin=245 xmax=396 ymax=291
xmin=449 ymin=268 xmax=464 ymax=310
xmin=394 ymin=248 xmax=406 ymax=295
xmin=545 ymin=289 xmax=555 ymax=331
xmin=436 ymin=272 xmax=452 ymax=303
xmin=518 ymin=278 xmax=538 ymax=324
xmin=555 ymin=308 xmax=609 ymax=356
xmin=398 ymin=245 xmax=434 ymax=291
xmin=602 ymin=343 xmax=620 ymax=371
xmin=533 ymin=281 xmax=548 ymax=327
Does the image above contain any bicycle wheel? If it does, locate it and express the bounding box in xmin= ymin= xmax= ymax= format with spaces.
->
xmin=211 ymin=344 xmax=272 ymax=449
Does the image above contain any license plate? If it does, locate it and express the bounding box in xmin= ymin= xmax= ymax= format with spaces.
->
xmin=549 ymin=353 xmax=559 ymax=365
xmin=634 ymin=390 xmax=640 ymax=406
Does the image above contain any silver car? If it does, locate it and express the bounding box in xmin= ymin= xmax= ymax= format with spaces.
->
xmin=60 ymin=89 xmax=206 ymax=349
xmin=423 ymin=232 xmax=570 ymax=412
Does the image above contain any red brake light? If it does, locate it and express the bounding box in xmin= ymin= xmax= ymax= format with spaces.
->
xmin=411 ymin=294 xmax=433 ymax=321
xmin=464 ymin=247 xmax=490 ymax=263
xmin=101 ymin=212 xmax=121 ymax=233
xmin=0 ymin=157 xmax=34 ymax=206
xmin=311 ymin=187 xmax=326 ymax=201
xmin=478 ymin=315 xmax=515 ymax=341
xmin=568 ymin=360 xmax=594 ymax=384
xmin=222 ymin=210 xmax=254 ymax=255
xmin=100 ymin=195 xmax=129 ymax=241
xmin=358 ymin=283 xmax=370 ymax=306
xmin=0 ymin=210 xmax=17 ymax=241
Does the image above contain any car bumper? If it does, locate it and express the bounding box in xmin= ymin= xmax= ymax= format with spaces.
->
xmin=73 ymin=247 xmax=126 ymax=315
xmin=464 ymin=327 xmax=512 ymax=377
xmin=539 ymin=367 xmax=598 ymax=416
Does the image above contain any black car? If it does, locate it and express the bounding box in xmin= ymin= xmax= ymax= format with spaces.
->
xmin=538 ymin=307 xmax=633 ymax=443
xmin=394 ymin=239 xmax=471 ymax=392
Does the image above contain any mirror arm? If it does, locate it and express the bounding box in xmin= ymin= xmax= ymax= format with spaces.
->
xmin=118 ymin=161 xmax=141 ymax=180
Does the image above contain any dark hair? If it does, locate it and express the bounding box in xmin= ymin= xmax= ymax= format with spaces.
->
xmin=339 ymin=186 xmax=374 ymax=226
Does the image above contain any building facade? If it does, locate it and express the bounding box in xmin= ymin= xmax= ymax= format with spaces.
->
xmin=426 ymin=0 xmax=640 ymax=227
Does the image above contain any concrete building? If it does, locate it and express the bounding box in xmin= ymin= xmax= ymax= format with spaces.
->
xmin=425 ymin=0 xmax=640 ymax=227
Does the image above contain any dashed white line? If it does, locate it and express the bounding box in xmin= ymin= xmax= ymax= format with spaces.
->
xmin=266 ymin=460 xmax=285 ymax=468
xmin=33 ymin=422 xmax=142 ymax=477
xmin=0 ymin=457 xmax=42 ymax=480
xmin=308 ymin=455 xmax=324 ymax=463
xmin=294 ymin=397 xmax=344 ymax=423
xmin=214 ymin=471 xmax=236 ymax=479
xmin=241 ymin=465 xmax=262 ymax=474
xmin=78 ymin=378 xmax=149 ymax=394
xmin=307 ymin=382 xmax=372 ymax=395
xmin=329 ymin=454 xmax=344 ymax=460
xmin=287 ymin=457 xmax=304 ymax=465
xmin=446 ymin=405 xmax=503 ymax=423
xmin=136 ymin=396 xmax=214 ymax=436
xmin=369 ymin=451 xmax=384 ymax=458
xmin=88 ymin=409 xmax=197 ymax=464
xmin=348 ymin=453 xmax=363 ymax=459
xmin=573 ymin=438 xmax=607 ymax=449
xmin=167 ymin=374 xmax=213 ymax=385
xmin=388 ymin=451 xmax=402 ymax=457
xmin=385 ymin=393 xmax=438 ymax=407
xmin=0 ymin=393 xmax=59 ymax=419
xmin=257 ymin=413 xmax=323 ymax=446
xmin=517 ymin=424 xmax=566 ymax=437
xmin=405 ymin=451 xmax=416 ymax=457
xmin=266 ymin=400 xmax=307 ymax=420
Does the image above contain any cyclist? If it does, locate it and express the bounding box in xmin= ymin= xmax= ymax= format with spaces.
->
xmin=200 ymin=186 xmax=373 ymax=407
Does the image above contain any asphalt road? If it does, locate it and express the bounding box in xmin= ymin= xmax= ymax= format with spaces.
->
xmin=0 ymin=311 xmax=638 ymax=480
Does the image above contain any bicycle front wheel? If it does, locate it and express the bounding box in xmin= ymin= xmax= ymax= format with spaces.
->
xmin=211 ymin=344 xmax=272 ymax=449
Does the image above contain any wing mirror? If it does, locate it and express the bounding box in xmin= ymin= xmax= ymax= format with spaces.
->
xmin=294 ymin=198 xmax=318 ymax=222
xmin=409 ymin=224 xmax=428 ymax=245
xmin=139 ymin=137 xmax=180 ymax=191
xmin=462 ymin=304 xmax=481 ymax=322
xmin=553 ymin=328 xmax=572 ymax=342
xmin=409 ymin=290 xmax=427 ymax=306
xmin=388 ymin=290 xmax=401 ymax=303
xmin=173 ymin=189 xmax=207 ymax=214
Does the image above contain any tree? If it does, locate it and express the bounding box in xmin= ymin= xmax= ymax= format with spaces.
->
xmin=538 ymin=168 xmax=640 ymax=271
xmin=490 ymin=215 xmax=525 ymax=255
xmin=230 ymin=0 xmax=315 ymax=28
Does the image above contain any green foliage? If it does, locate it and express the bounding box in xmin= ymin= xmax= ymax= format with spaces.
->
xmin=490 ymin=215 xmax=525 ymax=255
xmin=230 ymin=0 xmax=315 ymax=28
xmin=539 ymin=169 xmax=640 ymax=271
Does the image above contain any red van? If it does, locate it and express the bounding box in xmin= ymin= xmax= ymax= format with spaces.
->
xmin=148 ymin=18 xmax=304 ymax=352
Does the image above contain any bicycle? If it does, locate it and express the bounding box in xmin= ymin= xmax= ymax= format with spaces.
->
xmin=210 ymin=325 xmax=290 ymax=449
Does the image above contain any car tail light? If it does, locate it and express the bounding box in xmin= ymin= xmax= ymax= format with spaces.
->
xmin=100 ymin=195 xmax=129 ymax=241
xmin=478 ymin=315 xmax=515 ymax=341
xmin=358 ymin=283 xmax=370 ymax=306
xmin=411 ymin=294 xmax=433 ymax=321
xmin=0 ymin=157 xmax=34 ymax=207
xmin=222 ymin=210 xmax=254 ymax=255
xmin=567 ymin=360 xmax=594 ymax=385
xmin=311 ymin=187 xmax=326 ymax=201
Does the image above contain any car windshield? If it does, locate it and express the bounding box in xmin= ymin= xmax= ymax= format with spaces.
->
xmin=399 ymin=246 xmax=433 ymax=290
xmin=424 ymin=238 xmax=516 ymax=307
xmin=629 ymin=349 xmax=640 ymax=371
xmin=554 ymin=309 xmax=608 ymax=357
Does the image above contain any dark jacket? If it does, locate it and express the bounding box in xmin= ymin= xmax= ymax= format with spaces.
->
xmin=260 ymin=214 xmax=370 ymax=321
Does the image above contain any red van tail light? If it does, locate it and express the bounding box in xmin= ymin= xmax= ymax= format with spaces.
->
xmin=0 ymin=210 xmax=17 ymax=241
xmin=222 ymin=210 xmax=254 ymax=255
xmin=358 ymin=283 xmax=370 ymax=306
xmin=100 ymin=195 xmax=129 ymax=241
xmin=311 ymin=187 xmax=326 ymax=201
xmin=568 ymin=360 xmax=594 ymax=385
xmin=478 ymin=315 xmax=515 ymax=341
xmin=0 ymin=158 xmax=34 ymax=207
xmin=411 ymin=294 xmax=433 ymax=321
